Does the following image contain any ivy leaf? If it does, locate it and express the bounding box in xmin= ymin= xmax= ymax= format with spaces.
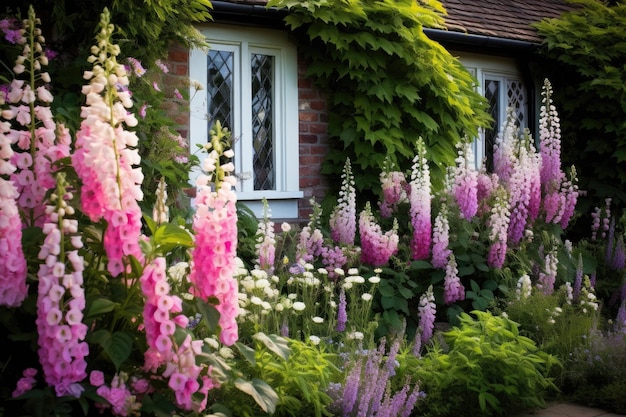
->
xmin=234 ymin=378 xmax=278 ymax=415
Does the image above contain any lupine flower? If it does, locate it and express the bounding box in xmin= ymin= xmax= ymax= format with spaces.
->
xmin=507 ymin=138 xmax=541 ymax=244
xmin=443 ymin=255 xmax=464 ymax=304
xmin=36 ymin=173 xmax=88 ymax=397
xmin=141 ymin=257 xmax=217 ymax=411
xmin=516 ymin=274 xmax=532 ymax=300
xmin=12 ymin=368 xmax=37 ymax=398
xmin=539 ymin=78 xmax=562 ymax=193
xmin=296 ymin=200 xmax=324 ymax=263
xmin=0 ymin=129 xmax=27 ymax=305
xmin=487 ymin=188 xmax=510 ymax=268
xmin=492 ymin=112 xmax=519 ymax=184
xmin=476 ymin=171 xmax=498 ymax=215
xmin=451 ymin=142 xmax=478 ymax=220
xmin=409 ymin=138 xmax=432 ymax=260
xmin=5 ymin=8 xmax=69 ymax=228
xmin=71 ymin=9 xmax=144 ymax=277
xmin=188 ymin=121 xmax=239 ymax=346
xmin=537 ymin=250 xmax=558 ymax=296
xmin=0 ymin=18 xmax=21 ymax=44
xmin=336 ymin=287 xmax=347 ymax=332
xmin=92 ymin=372 xmax=141 ymax=416
xmin=379 ymin=158 xmax=409 ymax=218
xmin=573 ymin=254 xmax=584 ymax=300
xmin=255 ymin=199 xmax=276 ymax=274
xmin=320 ymin=245 xmax=348 ymax=279
xmin=418 ymin=285 xmax=436 ymax=344
xmin=153 ymin=177 xmax=169 ymax=225
xmin=359 ymin=201 xmax=399 ymax=267
xmin=431 ymin=203 xmax=451 ymax=269
xmin=330 ymin=158 xmax=356 ymax=245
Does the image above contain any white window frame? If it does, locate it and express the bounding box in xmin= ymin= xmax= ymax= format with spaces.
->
xmin=189 ymin=24 xmax=302 ymax=218
xmin=457 ymin=53 xmax=528 ymax=169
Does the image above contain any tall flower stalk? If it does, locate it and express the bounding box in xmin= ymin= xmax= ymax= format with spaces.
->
xmin=71 ymin=8 xmax=144 ymax=277
xmin=35 ymin=172 xmax=88 ymax=397
xmin=409 ymin=138 xmax=432 ymax=260
xmin=188 ymin=121 xmax=239 ymax=346
xmin=359 ymin=201 xmax=399 ymax=267
xmin=330 ymin=158 xmax=356 ymax=246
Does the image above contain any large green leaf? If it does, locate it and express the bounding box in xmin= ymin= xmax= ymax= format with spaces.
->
xmin=252 ymin=332 xmax=290 ymax=361
xmin=86 ymin=296 xmax=117 ymax=318
xmin=88 ymin=329 xmax=133 ymax=370
xmin=234 ymin=378 xmax=278 ymax=415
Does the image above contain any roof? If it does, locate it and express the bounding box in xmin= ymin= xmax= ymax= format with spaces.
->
xmin=211 ymin=0 xmax=577 ymax=44
xmin=442 ymin=0 xmax=576 ymax=43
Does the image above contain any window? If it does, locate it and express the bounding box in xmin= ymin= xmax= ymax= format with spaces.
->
xmin=189 ymin=24 xmax=302 ymax=218
xmin=458 ymin=53 xmax=528 ymax=170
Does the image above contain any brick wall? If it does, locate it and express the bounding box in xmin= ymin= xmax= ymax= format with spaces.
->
xmin=164 ymin=46 xmax=331 ymax=222
xmin=296 ymin=55 xmax=331 ymax=221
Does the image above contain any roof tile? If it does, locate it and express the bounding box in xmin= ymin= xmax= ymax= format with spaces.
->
xmin=217 ymin=0 xmax=577 ymax=43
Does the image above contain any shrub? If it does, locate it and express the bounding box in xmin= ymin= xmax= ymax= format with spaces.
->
xmin=413 ymin=311 xmax=560 ymax=417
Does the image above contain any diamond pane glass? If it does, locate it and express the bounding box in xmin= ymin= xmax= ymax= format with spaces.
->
xmin=484 ymin=79 xmax=500 ymax=172
xmin=507 ymin=79 xmax=527 ymax=128
xmin=251 ymin=54 xmax=274 ymax=191
xmin=207 ymin=50 xmax=233 ymax=133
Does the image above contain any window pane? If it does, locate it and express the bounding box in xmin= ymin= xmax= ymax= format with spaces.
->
xmin=507 ymin=79 xmax=526 ymax=128
xmin=251 ymin=54 xmax=274 ymax=191
xmin=484 ymin=79 xmax=500 ymax=172
xmin=207 ymin=50 xmax=233 ymax=133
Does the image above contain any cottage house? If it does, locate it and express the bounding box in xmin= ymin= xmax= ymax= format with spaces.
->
xmin=172 ymin=0 xmax=576 ymax=221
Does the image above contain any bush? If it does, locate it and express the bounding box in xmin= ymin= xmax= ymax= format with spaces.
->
xmin=413 ymin=311 xmax=560 ymax=417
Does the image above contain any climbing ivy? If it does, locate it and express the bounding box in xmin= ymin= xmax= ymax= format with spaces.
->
xmin=534 ymin=0 xmax=626 ymax=214
xmin=268 ymin=0 xmax=490 ymax=200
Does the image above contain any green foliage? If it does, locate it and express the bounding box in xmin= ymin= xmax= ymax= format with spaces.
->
xmin=534 ymin=0 xmax=626 ymax=216
xmin=414 ymin=311 xmax=560 ymax=417
xmin=211 ymin=334 xmax=338 ymax=417
xmin=562 ymin=329 xmax=626 ymax=414
xmin=267 ymin=0 xmax=490 ymax=201
xmin=503 ymin=285 xmax=598 ymax=361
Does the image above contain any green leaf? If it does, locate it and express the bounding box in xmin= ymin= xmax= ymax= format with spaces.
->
xmin=252 ymin=333 xmax=290 ymax=361
xmin=235 ymin=342 xmax=256 ymax=366
xmin=153 ymin=223 xmax=194 ymax=254
xmin=88 ymin=329 xmax=133 ymax=370
xmin=86 ymin=296 xmax=117 ymax=318
xmin=234 ymin=378 xmax=278 ymax=415
xmin=196 ymin=299 xmax=221 ymax=333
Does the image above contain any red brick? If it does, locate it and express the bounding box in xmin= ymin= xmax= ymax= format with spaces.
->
xmin=299 ymin=134 xmax=319 ymax=144
xmin=299 ymin=111 xmax=318 ymax=122
xmin=309 ymin=100 xmax=326 ymax=111
xmin=309 ymin=123 xmax=327 ymax=134
xmin=168 ymin=48 xmax=189 ymax=63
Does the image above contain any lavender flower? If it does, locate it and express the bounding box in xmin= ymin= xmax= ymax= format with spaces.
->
xmin=336 ymin=287 xmax=347 ymax=332
xmin=418 ymin=285 xmax=436 ymax=345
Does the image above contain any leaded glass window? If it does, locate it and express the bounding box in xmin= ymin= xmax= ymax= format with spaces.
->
xmin=251 ymin=54 xmax=274 ymax=191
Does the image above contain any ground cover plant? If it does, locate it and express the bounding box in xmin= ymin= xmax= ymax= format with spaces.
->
xmin=1 ymin=3 xmax=626 ymax=417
